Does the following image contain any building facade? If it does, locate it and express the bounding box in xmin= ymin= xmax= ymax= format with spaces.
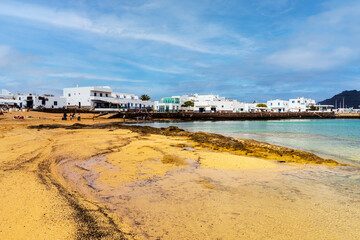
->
xmin=15 ymin=94 xmax=66 ymax=109
xmin=267 ymin=99 xmax=289 ymax=112
xmin=63 ymin=86 xmax=153 ymax=111
xmin=155 ymin=94 xmax=250 ymax=113
xmin=288 ymin=97 xmax=316 ymax=112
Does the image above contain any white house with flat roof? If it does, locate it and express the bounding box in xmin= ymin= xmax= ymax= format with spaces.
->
xmin=154 ymin=96 xmax=182 ymax=112
xmin=267 ymin=99 xmax=289 ymax=112
xmin=63 ymin=86 xmax=153 ymax=111
xmin=233 ymin=102 xmax=257 ymax=112
xmin=288 ymin=97 xmax=315 ymax=112
xmin=14 ymin=94 xmax=66 ymax=109
xmin=63 ymin=86 xmax=112 ymax=108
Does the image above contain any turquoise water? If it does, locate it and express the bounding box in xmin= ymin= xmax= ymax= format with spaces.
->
xmin=142 ymin=119 xmax=360 ymax=166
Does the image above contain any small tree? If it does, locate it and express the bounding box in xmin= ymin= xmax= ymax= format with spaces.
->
xmin=140 ymin=94 xmax=151 ymax=101
xmin=256 ymin=103 xmax=267 ymax=108
xmin=181 ymin=101 xmax=194 ymax=107
xmin=309 ymin=105 xmax=319 ymax=111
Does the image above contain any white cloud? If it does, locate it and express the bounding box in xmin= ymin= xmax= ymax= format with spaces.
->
xmin=256 ymin=0 xmax=295 ymax=17
xmin=0 ymin=45 xmax=36 ymax=69
xmin=0 ymin=2 xmax=102 ymax=34
xmin=0 ymin=1 xmax=254 ymax=55
xmin=265 ymin=1 xmax=360 ymax=71
xmin=119 ymin=59 xmax=188 ymax=74
xmin=266 ymin=47 xmax=354 ymax=71
xmin=48 ymin=73 xmax=145 ymax=83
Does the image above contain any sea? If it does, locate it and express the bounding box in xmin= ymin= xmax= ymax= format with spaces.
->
xmin=141 ymin=119 xmax=360 ymax=167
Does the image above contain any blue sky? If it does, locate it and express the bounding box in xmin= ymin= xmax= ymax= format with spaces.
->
xmin=0 ymin=0 xmax=359 ymax=102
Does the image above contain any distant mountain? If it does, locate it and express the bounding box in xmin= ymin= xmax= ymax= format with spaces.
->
xmin=319 ymin=90 xmax=360 ymax=108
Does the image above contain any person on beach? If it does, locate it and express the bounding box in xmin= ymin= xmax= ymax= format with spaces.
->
xmin=77 ymin=113 xmax=81 ymax=121
xmin=69 ymin=113 xmax=73 ymax=121
xmin=123 ymin=115 xmax=126 ymax=123
xmin=63 ymin=112 xmax=67 ymax=120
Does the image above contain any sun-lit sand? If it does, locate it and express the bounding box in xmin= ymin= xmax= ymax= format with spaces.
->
xmin=1 ymin=111 xmax=359 ymax=239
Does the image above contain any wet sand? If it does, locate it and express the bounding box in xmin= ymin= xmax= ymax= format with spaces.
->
xmin=0 ymin=112 xmax=359 ymax=239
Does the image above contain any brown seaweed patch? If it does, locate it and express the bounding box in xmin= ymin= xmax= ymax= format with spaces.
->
xmin=162 ymin=155 xmax=188 ymax=166
xmin=28 ymin=123 xmax=345 ymax=166
xmin=195 ymin=177 xmax=223 ymax=190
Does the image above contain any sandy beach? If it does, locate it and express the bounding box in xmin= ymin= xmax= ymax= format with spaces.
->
xmin=1 ymin=111 xmax=359 ymax=239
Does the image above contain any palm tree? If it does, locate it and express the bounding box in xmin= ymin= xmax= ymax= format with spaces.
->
xmin=140 ymin=94 xmax=151 ymax=101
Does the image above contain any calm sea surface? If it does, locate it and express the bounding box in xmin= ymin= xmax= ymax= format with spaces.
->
xmin=141 ymin=119 xmax=360 ymax=166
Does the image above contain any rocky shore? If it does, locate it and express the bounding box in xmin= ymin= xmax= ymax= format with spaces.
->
xmin=30 ymin=122 xmax=342 ymax=166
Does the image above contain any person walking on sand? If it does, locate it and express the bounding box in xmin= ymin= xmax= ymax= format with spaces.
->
xmin=123 ymin=114 xmax=126 ymax=123
xmin=63 ymin=112 xmax=67 ymax=120
xmin=70 ymin=113 xmax=73 ymax=121
xmin=77 ymin=113 xmax=81 ymax=121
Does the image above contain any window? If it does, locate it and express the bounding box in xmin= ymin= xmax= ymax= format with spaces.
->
xmin=278 ymin=102 xmax=280 ymax=106
xmin=68 ymin=93 xmax=71 ymax=97
xmin=292 ymin=101 xmax=295 ymax=103
xmin=106 ymin=94 xmax=108 ymax=97
xmin=271 ymin=103 xmax=273 ymax=106
xmin=94 ymin=93 xmax=97 ymax=96
xmin=19 ymin=97 xmax=21 ymax=100
xmin=54 ymin=101 xmax=58 ymax=106
xmin=100 ymin=93 xmax=103 ymax=97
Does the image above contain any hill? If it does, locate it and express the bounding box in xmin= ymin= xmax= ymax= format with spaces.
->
xmin=319 ymin=90 xmax=360 ymax=108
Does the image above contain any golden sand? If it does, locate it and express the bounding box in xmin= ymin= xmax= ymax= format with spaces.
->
xmin=0 ymin=111 xmax=359 ymax=239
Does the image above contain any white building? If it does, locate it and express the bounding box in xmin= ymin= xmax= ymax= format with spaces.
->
xmin=63 ymin=86 xmax=153 ymax=111
xmin=0 ymin=89 xmax=16 ymax=107
xmin=288 ymin=97 xmax=316 ymax=112
xmin=1 ymin=89 xmax=66 ymax=109
xmin=154 ymin=96 xmax=182 ymax=112
xmin=0 ymin=89 xmax=13 ymax=98
xmin=233 ymin=102 xmax=257 ymax=112
xmin=14 ymin=94 xmax=66 ymax=109
xmin=155 ymin=94 xmax=249 ymax=113
xmin=267 ymin=99 xmax=289 ymax=112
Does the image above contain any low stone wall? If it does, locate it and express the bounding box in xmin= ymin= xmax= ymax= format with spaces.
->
xmin=110 ymin=111 xmax=337 ymax=121
xmin=335 ymin=113 xmax=360 ymax=118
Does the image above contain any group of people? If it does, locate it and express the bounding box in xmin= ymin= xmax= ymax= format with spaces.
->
xmin=62 ymin=112 xmax=81 ymax=121
xmin=135 ymin=115 xmax=151 ymax=122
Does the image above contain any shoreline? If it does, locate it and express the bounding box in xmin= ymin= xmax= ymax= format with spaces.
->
xmin=30 ymin=122 xmax=343 ymax=166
